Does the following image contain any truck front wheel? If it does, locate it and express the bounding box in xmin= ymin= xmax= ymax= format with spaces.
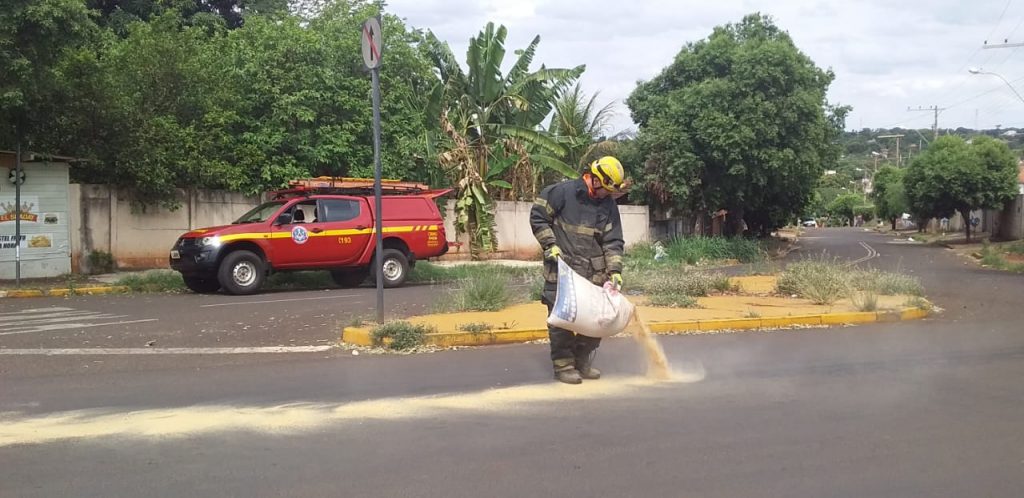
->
xmin=374 ymin=249 xmax=409 ymax=288
xmin=218 ymin=250 xmax=266 ymax=295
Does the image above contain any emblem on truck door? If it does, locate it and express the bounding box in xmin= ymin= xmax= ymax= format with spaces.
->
xmin=291 ymin=226 xmax=309 ymax=244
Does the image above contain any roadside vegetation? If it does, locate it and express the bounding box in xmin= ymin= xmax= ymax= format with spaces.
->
xmin=979 ymin=241 xmax=1024 ymax=273
xmin=116 ymin=270 xmax=186 ymax=293
xmin=371 ymin=321 xmax=434 ymax=350
xmin=776 ymin=256 xmax=924 ymax=305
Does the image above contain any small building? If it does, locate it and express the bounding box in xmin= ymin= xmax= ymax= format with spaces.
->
xmin=0 ymin=151 xmax=74 ymax=279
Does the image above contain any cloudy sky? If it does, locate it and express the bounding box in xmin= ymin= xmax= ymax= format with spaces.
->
xmin=383 ymin=0 xmax=1024 ymax=135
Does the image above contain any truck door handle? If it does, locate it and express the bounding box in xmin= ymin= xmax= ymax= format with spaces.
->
xmin=310 ymin=228 xmax=324 ymax=234
xmin=356 ymin=225 xmax=367 ymax=230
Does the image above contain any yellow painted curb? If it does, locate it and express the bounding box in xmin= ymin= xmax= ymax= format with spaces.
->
xmin=0 ymin=286 xmax=130 ymax=298
xmin=4 ymin=289 xmax=44 ymax=298
xmin=342 ymin=327 xmax=374 ymax=347
xmin=340 ymin=307 xmax=933 ymax=349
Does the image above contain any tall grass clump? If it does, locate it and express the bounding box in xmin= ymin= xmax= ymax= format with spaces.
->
xmin=371 ymin=321 xmax=434 ymax=350
xmin=435 ymin=273 xmax=515 ymax=312
xmin=775 ymin=257 xmax=850 ymax=305
xmin=637 ymin=271 xmax=733 ymax=297
xmin=850 ymin=269 xmax=923 ymax=296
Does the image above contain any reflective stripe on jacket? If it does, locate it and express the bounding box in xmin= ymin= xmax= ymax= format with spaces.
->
xmin=530 ymin=178 xmax=624 ymax=296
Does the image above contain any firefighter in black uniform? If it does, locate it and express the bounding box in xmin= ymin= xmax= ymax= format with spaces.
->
xmin=530 ymin=156 xmax=626 ymax=384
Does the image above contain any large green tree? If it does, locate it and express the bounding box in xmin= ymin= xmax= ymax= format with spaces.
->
xmin=422 ymin=22 xmax=581 ymax=256
xmin=1 ymin=0 xmax=96 ymax=152
xmin=871 ymin=166 xmax=909 ymax=230
xmin=627 ymin=13 xmax=848 ymax=236
xmin=904 ymin=135 xmax=1019 ymax=242
xmin=45 ymin=0 xmax=434 ymax=207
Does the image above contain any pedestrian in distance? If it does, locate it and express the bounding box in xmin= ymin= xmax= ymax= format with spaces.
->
xmin=530 ymin=156 xmax=626 ymax=384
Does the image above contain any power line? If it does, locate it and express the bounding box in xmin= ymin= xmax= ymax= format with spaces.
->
xmin=907 ymin=106 xmax=947 ymax=139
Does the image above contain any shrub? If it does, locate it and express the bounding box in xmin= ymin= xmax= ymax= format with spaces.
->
xmin=637 ymin=270 xmax=732 ymax=297
xmin=371 ymin=321 xmax=434 ymax=350
xmin=87 ymin=250 xmax=115 ymax=274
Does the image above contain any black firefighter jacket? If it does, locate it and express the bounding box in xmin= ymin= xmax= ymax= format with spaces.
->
xmin=530 ymin=178 xmax=625 ymax=304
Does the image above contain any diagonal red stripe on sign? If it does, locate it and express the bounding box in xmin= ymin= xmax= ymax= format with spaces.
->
xmin=363 ymin=24 xmax=380 ymax=61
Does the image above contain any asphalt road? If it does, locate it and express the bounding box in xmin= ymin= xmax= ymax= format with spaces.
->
xmin=2 ymin=228 xmax=1023 ymax=497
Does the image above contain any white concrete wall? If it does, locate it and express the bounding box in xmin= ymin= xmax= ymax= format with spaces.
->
xmin=71 ymin=185 xmax=260 ymax=270
xmin=443 ymin=199 xmax=650 ymax=259
xmin=0 ymin=159 xmax=71 ymax=279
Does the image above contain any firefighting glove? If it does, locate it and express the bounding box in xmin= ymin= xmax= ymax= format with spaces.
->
xmin=544 ymin=245 xmax=562 ymax=261
xmin=610 ymin=273 xmax=623 ymax=290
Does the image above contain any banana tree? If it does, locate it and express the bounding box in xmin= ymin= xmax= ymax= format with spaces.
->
xmin=423 ymin=22 xmax=581 ymax=257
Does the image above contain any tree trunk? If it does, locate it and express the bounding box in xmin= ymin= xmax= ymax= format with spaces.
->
xmin=890 ymin=217 xmax=897 ymax=231
xmin=961 ymin=209 xmax=972 ymax=243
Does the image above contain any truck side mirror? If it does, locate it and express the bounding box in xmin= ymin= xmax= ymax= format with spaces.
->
xmin=274 ymin=212 xmax=292 ymax=225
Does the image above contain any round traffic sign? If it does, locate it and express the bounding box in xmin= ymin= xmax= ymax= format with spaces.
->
xmin=361 ymin=17 xmax=382 ymax=69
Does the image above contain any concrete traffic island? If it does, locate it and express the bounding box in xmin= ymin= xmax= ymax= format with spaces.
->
xmin=342 ymin=276 xmax=933 ymax=349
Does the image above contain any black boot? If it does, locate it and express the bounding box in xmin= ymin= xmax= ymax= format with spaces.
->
xmin=575 ymin=351 xmax=601 ymax=380
xmin=553 ymin=358 xmax=582 ymax=384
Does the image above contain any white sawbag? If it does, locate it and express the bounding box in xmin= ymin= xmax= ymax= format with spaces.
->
xmin=547 ymin=258 xmax=635 ymax=338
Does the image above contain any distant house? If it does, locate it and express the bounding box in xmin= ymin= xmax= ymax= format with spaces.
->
xmin=1003 ymin=129 xmax=1019 ymax=137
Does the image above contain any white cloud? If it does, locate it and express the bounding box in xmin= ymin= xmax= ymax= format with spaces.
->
xmin=386 ymin=0 xmax=1024 ymax=131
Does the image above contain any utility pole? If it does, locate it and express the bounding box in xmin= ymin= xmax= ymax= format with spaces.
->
xmin=878 ymin=134 xmax=904 ymax=167
xmin=907 ymin=106 xmax=946 ymax=140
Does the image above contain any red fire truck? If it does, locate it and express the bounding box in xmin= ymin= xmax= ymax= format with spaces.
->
xmin=169 ymin=178 xmax=452 ymax=295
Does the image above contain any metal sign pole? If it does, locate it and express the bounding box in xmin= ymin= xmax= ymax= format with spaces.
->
xmin=363 ymin=16 xmax=385 ymax=324
xmin=14 ymin=139 xmax=22 ymax=286
xmin=371 ymin=65 xmax=384 ymax=324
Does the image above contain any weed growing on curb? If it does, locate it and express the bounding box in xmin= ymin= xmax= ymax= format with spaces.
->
xmin=371 ymin=321 xmax=434 ymax=350
xmin=87 ymin=251 xmax=115 ymax=274
xmin=458 ymin=322 xmax=493 ymax=333
xmin=744 ymin=310 xmax=762 ymax=318
xmin=776 ymin=257 xmax=850 ymax=305
xmin=434 ymin=274 xmax=516 ymax=312
xmin=904 ymin=296 xmax=933 ymax=311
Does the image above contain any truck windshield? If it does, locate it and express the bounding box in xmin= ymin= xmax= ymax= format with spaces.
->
xmin=233 ymin=201 xmax=285 ymax=224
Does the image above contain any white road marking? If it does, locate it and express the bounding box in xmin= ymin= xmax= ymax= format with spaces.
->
xmin=849 ymin=241 xmax=880 ymax=265
xmin=0 ymin=311 xmax=102 ymax=323
xmin=0 ymin=319 xmax=159 ymax=336
xmin=0 ymin=307 xmax=76 ymax=316
xmin=0 ymin=346 xmax=335 ymax=355
xmin=200 ymin=294 xmax=360 ymax=307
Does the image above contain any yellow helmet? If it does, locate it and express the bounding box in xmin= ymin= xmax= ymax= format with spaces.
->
xmin=589 ymin=156 xmax=625 ymax=192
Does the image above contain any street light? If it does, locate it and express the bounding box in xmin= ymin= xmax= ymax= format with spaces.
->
xmin=968 ymin=67 xmax=1024 ymax=104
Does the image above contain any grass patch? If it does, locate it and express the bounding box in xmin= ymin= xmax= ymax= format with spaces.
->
xmin=744 ymin=310 xmax=762 ymax=318
xmin=776 ymin=257 xmax=851 ymax=304
xmin=850 ymin=269 xmax=923 ymax=296
xmin=266 ymin=271 xmax=334 ymax=290
xmin=626 ymin=236 xmax=765 ymax=271
xmin=1006 ymin=241 xmax=1024 ymax=255
xmin=647 ymin=292 xmax=699 ymax=308
xmin=634 ymin=270 xmax=734 ymax=297
xmin=778 ymin=256 xmax=925 ymax=305
xmin=371 ymin=321 xmax=434 ymax=350
xmin=115 ymin=270 xmax=185 ymax=293
xmin=458 ymin=322 xmax=494 ymax=333
xmin=409 ymin=262 xmax=536 ymax=284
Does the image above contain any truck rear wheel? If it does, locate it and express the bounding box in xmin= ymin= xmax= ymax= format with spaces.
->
xmin=330 ymin=269 xmax=368 ymax=288
xmin=218 ymin=250 xmax=266 ymax=295
xmin=183 ymin=275 xmax=221 ymax=294
xmin=374 ymin=249 xmax=409 ymax=288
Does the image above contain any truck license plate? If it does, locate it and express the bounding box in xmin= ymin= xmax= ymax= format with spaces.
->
xmin=170 ymin=250 xmax=180 ymax=259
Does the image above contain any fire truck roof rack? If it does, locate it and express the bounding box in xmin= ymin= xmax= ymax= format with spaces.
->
xmin=269 ymin=177 xmax=435 ymax=198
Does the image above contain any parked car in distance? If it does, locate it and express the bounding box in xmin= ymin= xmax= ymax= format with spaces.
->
xmin=802 ymin=218 xmax=818 ymax=228
xmin=169 ymin=178 xmax=452 ymax=295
